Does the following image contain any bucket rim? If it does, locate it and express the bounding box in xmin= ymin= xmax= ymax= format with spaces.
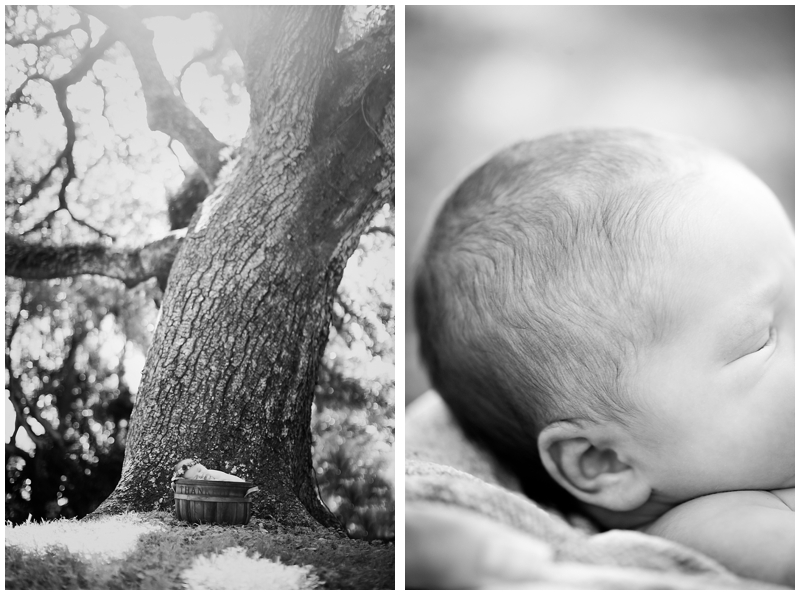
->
xmin=173 ymin=478 xmax=254 ymax=488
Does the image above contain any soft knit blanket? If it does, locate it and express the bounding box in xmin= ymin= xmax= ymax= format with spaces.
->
xmin=406 ymin=390 xmax=786 ymax=589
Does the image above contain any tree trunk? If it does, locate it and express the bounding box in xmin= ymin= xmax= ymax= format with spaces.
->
xmin=92 ymin=6 xmax=394 ymax=530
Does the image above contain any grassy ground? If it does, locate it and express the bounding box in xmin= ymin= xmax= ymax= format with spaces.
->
xmin=5 ymin=511 xmax=394 ymax=589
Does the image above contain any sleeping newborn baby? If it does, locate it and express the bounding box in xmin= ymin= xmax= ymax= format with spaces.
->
xmin=172 ymin=458 xmax=245 ymax=482
xmin=413 ymin=129 xmax=794 ymax=586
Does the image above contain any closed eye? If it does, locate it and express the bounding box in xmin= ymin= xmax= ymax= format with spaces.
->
xmin=724 ymin=323 xmax=778 ymax=366
xmin=753 ymin=326 xmax=775 ymax=353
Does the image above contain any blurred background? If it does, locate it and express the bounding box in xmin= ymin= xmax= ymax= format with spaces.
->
xmin=406 ymin=5 xmax=794 ymax=404
xmin=6 ymin=6 xmax=394 ymax=540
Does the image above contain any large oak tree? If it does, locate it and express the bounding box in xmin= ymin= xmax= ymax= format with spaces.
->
xmin=6 ymin=5 xmax=394 ymax=530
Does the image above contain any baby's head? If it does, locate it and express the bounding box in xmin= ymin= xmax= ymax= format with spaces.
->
xmin=173 ymin=458 xmax=207 ymax=480
xmin=415 ymin=129 xmax=794 ymax=523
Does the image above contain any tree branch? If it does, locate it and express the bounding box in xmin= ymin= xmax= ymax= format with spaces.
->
xmin=20 ymin=205 xmax=114 ymax=240
xmin=301 ymin=10 xmax=395 ymax=241
xmin=178 ymin=45 xmax=222 ymax=100
xmin=47 ymin=30 xmax=118 ymax=210
xmin=20 ymin=209 xmax=60 ymax=237
xmin=168 ymin=168 xmax=210 ymax=230
xmin=19 ymin=150 xmax=64 ymax=206
xmin=12 ymin=31 xmax=116 ymax=209
xmin=52 ymin=29 xmax=117 ymax=88
xmin=5 ymin=74 xmax=44 ymax=115
xmin=51 ymin=86 xmax=77 ymax=210
xmin=365 ymin=226 xmax=394 ymax=237
xmin=53 ymin=320 xmax=89 ymax=431
xmin=222 ymin=6 xmax=344 ymax=150
xmin=5 ymin=380 xmax=48 ymax=451
xmin=6 ymin=284 xmax=26 ymax=347
xmin=261 ymin=8 xmax=395 ymax=261
xmin=76 ymin=5 xmax=225 ymax=181
xmin=5 ymin=295 xmax=50 ymax=451
xmin=8 ymin=420 xmax=22 ymax=447
xmin=314 ymin=9 xmax=395 ymax=141
xmin=6 ymin=230 xmax=186 ymax=287
xmin=66 ymin=206 xmax=115 ymax=239
xmin=6 ymin=22 xmax=83 ymax=48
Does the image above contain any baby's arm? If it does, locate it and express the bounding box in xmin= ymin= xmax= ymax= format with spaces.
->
xmin=643 ymin=490 xmax=794 ymax=587
xmin=198 ymin=468 xmax=245 ymax=482
xmin=184 ymin=464 xmax=245 ymax=482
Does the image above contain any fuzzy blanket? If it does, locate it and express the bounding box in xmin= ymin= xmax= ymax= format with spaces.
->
xmin=406 ymin=390 xmax=786 ymax=589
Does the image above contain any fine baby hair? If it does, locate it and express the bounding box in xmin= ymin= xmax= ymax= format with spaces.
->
xmin=414 ymin=128 xmax=709 ymax=499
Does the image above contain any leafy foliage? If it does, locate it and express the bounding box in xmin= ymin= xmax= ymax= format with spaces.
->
xmin=313 ymin=206 xmax=394 ymax=540
xmin=5 ymin=275 xmax=158 ymax=524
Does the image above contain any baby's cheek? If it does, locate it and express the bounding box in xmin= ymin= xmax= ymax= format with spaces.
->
xmin=764 ymin=364 xmax=794 ymax=450
xmin=739 ymin=405 xmax=794 ymax=488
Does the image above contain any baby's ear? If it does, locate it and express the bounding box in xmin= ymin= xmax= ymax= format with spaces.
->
xmin=537 ymin=421 xmax=650 ymax=512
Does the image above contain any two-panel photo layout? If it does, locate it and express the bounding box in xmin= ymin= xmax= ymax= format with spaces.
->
xmin=4 ymin=4 xmax=794 ymax=591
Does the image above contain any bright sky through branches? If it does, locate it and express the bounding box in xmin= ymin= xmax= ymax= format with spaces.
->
xmin=148 ymin=12 xmax=250 ymax=145
xmin=4 ymin=7 xmax=250 ymax=450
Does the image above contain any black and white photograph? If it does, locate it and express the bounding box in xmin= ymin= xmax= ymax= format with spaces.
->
xmin=5 ymin=5 xmax=394 ymax=589
xmin=406 ymin=5 xmax=794 ymax=589
xmin=4 ymin=2 xmax=796 ymax=592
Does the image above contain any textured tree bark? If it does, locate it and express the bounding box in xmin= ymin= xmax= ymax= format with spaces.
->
xmin=92 ymin=7 xmax=395 ymax=530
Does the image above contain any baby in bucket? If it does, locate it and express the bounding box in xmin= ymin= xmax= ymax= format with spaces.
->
xmin=172 ymin=458 xmax=249 ymax=483
xmin=172 ymin=459 xmax=259 ymax=525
